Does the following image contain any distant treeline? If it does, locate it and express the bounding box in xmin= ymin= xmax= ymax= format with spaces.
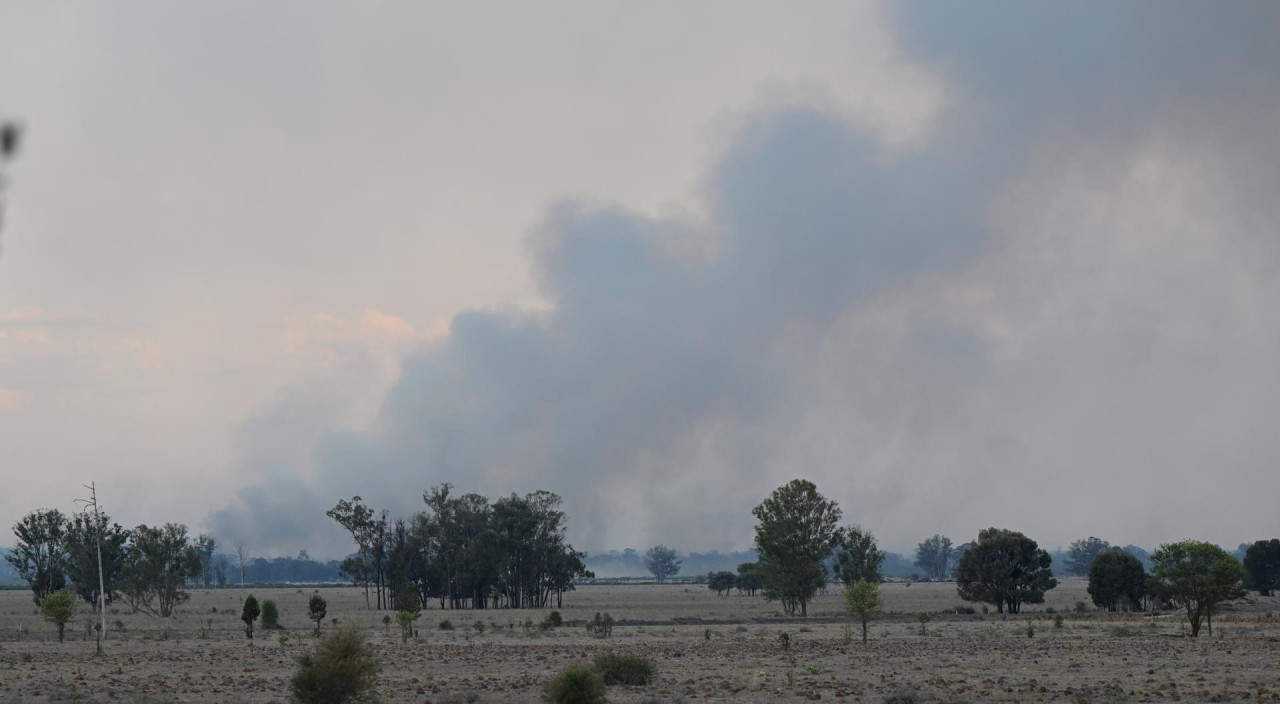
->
xmin=584 ymin=548 xmax=918 ymax=579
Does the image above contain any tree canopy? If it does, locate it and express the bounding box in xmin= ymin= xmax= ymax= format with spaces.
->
xmin=752 ymin=479 xmax=842 ymax=616
xmin=1087 ymin=549 xmax=1146 ymax=612
xmin=1243 ymin=539 xmax=1280 ymax=596
xmin=914 ymin=534 xmax=953 ymax=581
xmin=1149 ymin=540 xmax=1245 ymax=637
xmin=642 ymin=545 xmax=682 ymax=583
xmin=5 ymin=509 xmax=69 ymax=604
xmin=832 ymin=525 xmax=885 ymax=586
xmin=1064 ymin=536 xmax=1112 ymax=577
xmin=955 ymin=527 xmax=1057 ymax=614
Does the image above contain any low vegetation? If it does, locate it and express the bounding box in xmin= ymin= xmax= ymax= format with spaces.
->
xmin=592 ymin=652 xmax=656 ymax=685
xmin=545 ymin=664 xmax=606 ymax=704
xmin=290 ymin=624 xmax=380 ymax=704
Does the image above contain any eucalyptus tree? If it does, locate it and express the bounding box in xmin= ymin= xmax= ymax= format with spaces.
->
xmin=752 ymin=479 xmax=842 ymax=616
xmin=5 ymin=509 xmax=69 ymax=604
xmin=642 ymin=545 xmax=682 ymax=583
xmin=63 ymin=512 xmax=129 ymax=609
xmin=955 ymin=528 xmax=1057 ymax=614
xmin=120 ymin=523 xmax=201 ymax=617
xmin=1149 ymin=540 xmax=1245 ymax=637
xmin=833 ymin=525 xmax=886 ymax=586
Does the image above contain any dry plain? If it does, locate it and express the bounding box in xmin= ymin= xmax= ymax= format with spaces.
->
xmin=1 ymin=580 xmax=1278 ymax=703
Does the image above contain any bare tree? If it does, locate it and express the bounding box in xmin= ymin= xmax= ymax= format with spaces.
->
xmin=233 ymin=540 xmax=249 ymax=590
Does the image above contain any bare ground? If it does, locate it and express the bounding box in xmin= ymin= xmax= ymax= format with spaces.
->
xmin=1 ymin=579 xmax=1278 ymax=703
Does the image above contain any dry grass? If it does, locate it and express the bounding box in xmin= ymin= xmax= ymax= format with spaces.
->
xmin=0 ymin=580 xmax=1277 ymax=702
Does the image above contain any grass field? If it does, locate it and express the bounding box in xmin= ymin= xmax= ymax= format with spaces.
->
xmin=1 ymin=579 xmax=1278 ymax=702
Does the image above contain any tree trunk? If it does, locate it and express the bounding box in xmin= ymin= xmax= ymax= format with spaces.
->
xmin=861 ymin=615 xmax=868 ymax=643
xmin=57 ymin=623 xmax=65 ymax=643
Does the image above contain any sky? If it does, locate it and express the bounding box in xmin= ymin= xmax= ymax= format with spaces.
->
xmin=1 ymin=1 xmax=1277 ymax=560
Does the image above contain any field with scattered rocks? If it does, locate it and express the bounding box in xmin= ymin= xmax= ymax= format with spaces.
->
xmin=2 ymin=579 xmax=1278 ymax=703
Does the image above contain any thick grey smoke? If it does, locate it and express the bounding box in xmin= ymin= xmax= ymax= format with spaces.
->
xmin=211 ymin=1 xmax=1280 ymax=558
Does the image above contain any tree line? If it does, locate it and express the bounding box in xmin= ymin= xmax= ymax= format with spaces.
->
xmin=325 ymin=484 xmax=593 ymax=612
xmin=8 ymin=478 xmax=1277 ymax=637
xmin=3 ymin=509 xmax=219 ymax=617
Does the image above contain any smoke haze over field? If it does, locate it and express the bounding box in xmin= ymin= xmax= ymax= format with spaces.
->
xmin=2 ymin=2 xmax=1279 ymax=559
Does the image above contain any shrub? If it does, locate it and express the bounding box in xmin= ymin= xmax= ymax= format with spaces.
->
xmin=308 ymin=595 xmax=328 ymax=637
xmin=1054 ymin=615 xmax=1065 ymax=628
xmin=395 ymin=610 xmax=418 ymax=643
xmin=39 ymin=590 xmax=76 ymax=643
xmin=261 ymin=599 xmax=281 ymax=630
xmin=290 ymin=624 xmax=380 ymax=704
xmin=1074 ymin=601 xmax=1088 ymax=613
xmin=545 ymin=664 xmax=606 ymax=704
xmin=585 ymin=612 xmax=614 ymax=639
xmin=592 ymin=652 xmax=655 ymax=685
xmin=543 ymin=610 xmax=563 ymax=628
xmin=241 ymin=595 xmax=260 ymax=639
xmin=438 ymin=619 xmax=454 ymax=631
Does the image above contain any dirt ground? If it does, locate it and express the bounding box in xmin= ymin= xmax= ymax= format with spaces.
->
xmin=1 ymin=579 xmax=1278 ymax=703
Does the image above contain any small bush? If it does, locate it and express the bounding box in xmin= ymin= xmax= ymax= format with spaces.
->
xmin=261 ymin=600 xmax=281 ymax=630
xmin=395 ymin=610 xmax=418 ymax=643
xmin=543 ymin=610 xmax=563 ymax=628
xmin=40 ymin=590 xmax=76 ymax=643
xmin=290 ymin=624 xmax=379 ymax=704
xmin=592 ymin=652 xmax=655 ymax=685
xmin=308 ymin=595 xmax=328 ymax=637
xmin=1074 ymin=601 xmax=1088 ymax=613
xmin=438 ymin=619 xmax=454 ymax=631
xmin=1054 ymin=615 xmax=1065 ymax=629
xmin=585 ymin=613 xmax=614 ymax=639
xmin=241 ymin=595 xmax=260 ymax=639
xmin=545 ymin=664 xmax=606 ymax=704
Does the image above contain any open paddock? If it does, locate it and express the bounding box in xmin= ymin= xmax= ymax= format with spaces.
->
xmin=1 ymin=580 xmax=1278 ymax=702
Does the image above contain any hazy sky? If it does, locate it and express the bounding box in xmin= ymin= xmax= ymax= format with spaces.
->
xmin=2 ymin=2 xmax=1277 ymax=559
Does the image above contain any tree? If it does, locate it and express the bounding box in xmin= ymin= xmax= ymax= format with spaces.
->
xmin=707 ymin=571 xmax=736 ymax=596
xmin=214 ymin=555 xmax=228 ymax=588
xmin=193 ymin=534 xmax=217 ymax=589
xmin=843 ymin=579 xmax=883 ymax=643
xmin=955 ymin=528 xmax=1058 ymax=614
xmin=308 ymin=594 xmax=328 ymax=637
xmin=642 ymin=545 xmax=682 ymax=583
xmin=241 ymin=594 xmax=260 ymax=639
xmin=1149 ymin=540 xmax=1246 ymax=637
xmin=1087 ymin=549 xmax=1146 ymax=611
xmin=63 ymin=513 xmax=128 ymax=610
xmin=914 ymin=534 xmax=953 ymax=581
xmin=327 ymin=497 xmax=383 ymax=607
xmin=40 ymin=589 xmax=77 ymax=643
xmin=1064 ymin=536 xmax=1112 ymax=577
xmin=120 ymin=523 xmax=200 ymax=617
xmin=752 ymin=479 xmax=842 ymax=616
xmin=261 ymin=599 xmax=281 ymax=629
xmin=5 ymin=509 xmax=68 ymax=604
xmin=1121 ymin=544 xmax=1152 ymax=568
xmin=393 ymin=587 xmax=420 ymax=643
xmin=735 ymin=562 xmax=762 ymax=596
xmin=233 ymin=540 xmax=250 ymax=589
xmin=1243 ymin=539 xmax=1280 ymax=596
xmin=833 ymin=525 xmax=886 ymax=586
